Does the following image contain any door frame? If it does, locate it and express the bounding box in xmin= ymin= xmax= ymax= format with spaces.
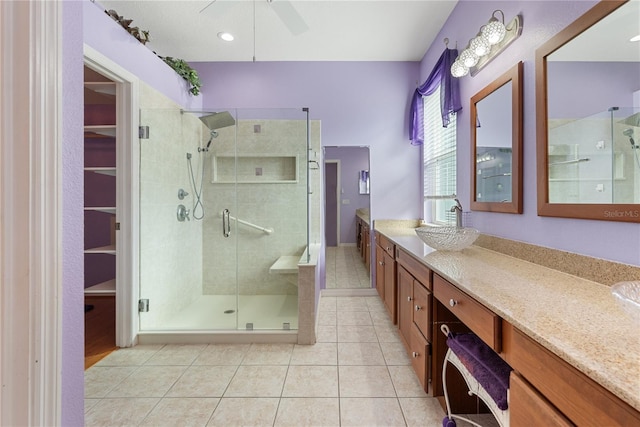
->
xmin=324 ymin=159 xmax=341 ymax=246
xmin=1 ymin=1 xmax=61 ymax=424
xmin=84 ymin=45 xmax=139 ymax=348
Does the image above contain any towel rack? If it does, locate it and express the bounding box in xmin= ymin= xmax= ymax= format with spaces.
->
xmin=440 ymin=324 xmax=511 ymax=427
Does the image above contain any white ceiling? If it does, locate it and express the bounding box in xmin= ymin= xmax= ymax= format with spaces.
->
xmin=95 ymin=0 xmax=458 ymax=62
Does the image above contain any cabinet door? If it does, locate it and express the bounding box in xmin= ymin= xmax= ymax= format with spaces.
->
xmin=375 ymin=245 xmax=385 ymax=300
xmin=383 ymin=250 xmax=396 ymax=323
xmin=397 ymin=265 xmax=414 ymax=351
xmin=412 ymin=281 xmax=432 ymax=342
xmin=410 ymin=323 xmax=430 ymax=392
xmin=510 ymin=373 xmax=574 ymax=426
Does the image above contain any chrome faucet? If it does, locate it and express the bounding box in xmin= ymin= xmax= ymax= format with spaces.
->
xmin=425 ymin=194 xmax=464 ymax=227
xmin=450 ymin=198 xmax=463 ymax=228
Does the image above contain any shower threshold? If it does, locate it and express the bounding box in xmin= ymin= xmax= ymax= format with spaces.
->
xmin=137 ymin=294 xmax=299 ymax=344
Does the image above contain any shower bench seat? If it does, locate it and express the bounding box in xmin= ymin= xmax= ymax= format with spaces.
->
xmin=269 ymin=256 xmax=300 ymax=274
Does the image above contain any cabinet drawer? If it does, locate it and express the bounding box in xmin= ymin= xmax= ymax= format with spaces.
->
xmin=396 ymin=247 xmax=431 ymax=290
xmin=507 ymin=326 xmax=640 ymax=426
xmin=410 ymin=323 xmax=430 ymax=392
xmin=510 ymin=372 xmax=574 ymax=426
xmin=433 ymin=274 xmax=500 ymax=352
xmin=377 ymin=233 xmax=395 ymax=257
xmin=412 ymin=281 xmax=432 ymax=342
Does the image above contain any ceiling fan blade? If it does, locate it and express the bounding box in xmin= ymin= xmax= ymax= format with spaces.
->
xmin=268 ymin=0 xmax=309 ymax=36
xmin=199 ymin=0 xmax=236 ymax=17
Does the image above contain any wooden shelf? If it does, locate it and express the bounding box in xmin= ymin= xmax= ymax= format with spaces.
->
xmin=84 ymin=207 xmax=116 ymax=214
xmin=85 ymin=82 xmax=116 ymax=96
xmin=84 ymin=244 xmax=116 ymax=255
xmin=84 ymin=125 xmax=116 ymax=138
xmin=85 ymin=279 xmax=116 ymax=296
xmin=85 ymin=167 xmax=116 ymax=177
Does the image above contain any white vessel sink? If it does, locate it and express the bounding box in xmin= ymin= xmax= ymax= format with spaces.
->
xmin=415 ymin=225 xmax=479 ymax=251
xmin=611 ymin=281 xmax=640 ymax=317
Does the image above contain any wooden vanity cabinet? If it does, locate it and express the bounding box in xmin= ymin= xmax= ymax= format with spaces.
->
xmin=396 ymin=248 xmax=433 ymax=393
xmin=397 ymin=265 xmax=414 ymax=350
xmin=509 ymin=372 xmax=574 ymax=426
xmin=504 ymin=322 xmax=640 ymax=426
xmin=375 ymin=232 xmax=397 ymax=323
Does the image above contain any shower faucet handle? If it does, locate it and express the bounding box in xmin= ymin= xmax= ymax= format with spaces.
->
xmin=177 ymin=204 xmax=191 ymax=222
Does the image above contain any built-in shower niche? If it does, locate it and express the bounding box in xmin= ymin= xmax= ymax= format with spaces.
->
xmin=211 ymin=155 xmax=299 ymax=183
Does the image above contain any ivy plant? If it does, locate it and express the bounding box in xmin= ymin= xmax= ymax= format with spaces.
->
xmin=105 ymin=9 xmax=202 ymax=96
xmin=160 ymin=56 xmax=202 ymax=96
xmin=105 ymin=9 xmax=150 ymax=45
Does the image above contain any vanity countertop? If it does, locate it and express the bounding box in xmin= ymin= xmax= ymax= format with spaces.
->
xmin=375 ymin=225 xmax=640 ymax=413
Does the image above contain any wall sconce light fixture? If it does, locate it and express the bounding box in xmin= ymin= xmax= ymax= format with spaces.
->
xmin=451 ymin=10 xmax=522 ymax=78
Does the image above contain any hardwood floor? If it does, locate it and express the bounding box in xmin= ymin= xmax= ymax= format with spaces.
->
xmin=84 ymin=295 xmax=117 ymax=370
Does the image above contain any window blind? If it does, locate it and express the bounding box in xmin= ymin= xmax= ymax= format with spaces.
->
xmin=423 ymin=86 xmax=457 ymax=225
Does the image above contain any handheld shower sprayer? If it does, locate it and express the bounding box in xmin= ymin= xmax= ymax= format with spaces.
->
xmin=623 ymin=128 xmax=637 ymax=148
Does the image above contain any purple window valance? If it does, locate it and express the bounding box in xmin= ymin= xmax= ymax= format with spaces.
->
xmin=409 ymin=48 xmax=462 ymax=145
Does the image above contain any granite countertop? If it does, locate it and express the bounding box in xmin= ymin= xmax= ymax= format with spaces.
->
xmin=355 ymin=208 xmax=370 ymax=226
xmin=375 ymin=225 xmax=640 ymax=413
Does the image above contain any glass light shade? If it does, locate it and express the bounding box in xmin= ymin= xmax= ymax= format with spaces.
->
xmin=459 ymin=49 xmax=479 ymax=67
xmin=450 ymin=60 xmax=468 ymax=78
xmin=470 ymin=36 xmax=491 ymax=57
xmin=481 ymin=19 xmax=506 ymax=45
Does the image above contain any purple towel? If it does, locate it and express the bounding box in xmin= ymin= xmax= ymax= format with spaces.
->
xmin=446 ymin=332 xmax=512 ymax=410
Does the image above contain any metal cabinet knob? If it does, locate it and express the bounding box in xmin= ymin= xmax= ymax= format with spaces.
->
xmin=379 ymin=261 xmax=384 ymax=266
xmin=412 ymin=352 xmax=419 ymax=358
xmin=407 ymin=296 xmax=413 ymax=302
xmin=449 ymin=299 xmax=457 ymax=307
xmin=415 ymin=305 xmax=421 ymax=311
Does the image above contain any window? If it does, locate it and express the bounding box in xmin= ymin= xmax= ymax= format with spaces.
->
xmin=423 ymin=85 xmax=457 ymax=225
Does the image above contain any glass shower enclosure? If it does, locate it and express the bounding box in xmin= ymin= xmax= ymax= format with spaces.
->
xmin=138 ymin=107 xmax=309 ymax=331
xmin=548 ymin=106 xmax=640 ymax=204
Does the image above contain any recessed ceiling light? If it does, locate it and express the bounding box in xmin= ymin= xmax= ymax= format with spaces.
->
xmin=217 ymin=32 xmax=234 ymax=42
xmin=630 ymin=34 xmax=640 ymax=42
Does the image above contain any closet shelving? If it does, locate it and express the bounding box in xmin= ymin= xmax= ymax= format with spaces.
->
xmin=84 ymin=74 xmax=117 ymax=295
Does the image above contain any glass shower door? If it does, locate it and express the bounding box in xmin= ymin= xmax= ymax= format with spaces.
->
xmin=137 ymin=106 xmax=307 ymax=332
xmin=232 ymin=108 xmax=308 ymax=330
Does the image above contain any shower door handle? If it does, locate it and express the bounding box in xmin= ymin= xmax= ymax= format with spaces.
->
xmin=222 ymin=209 xmax=231 ymax=238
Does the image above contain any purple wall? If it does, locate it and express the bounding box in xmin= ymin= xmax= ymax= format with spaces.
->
xmin=192 ymin=61 xmax=421 ymax=222
xmin=420 ymin=0 xmax=639 ymax=266
xmin=62 ymin=1 xmax=85 ymax=425
xmin=324 ymin=146 xmax=370 ymax=244
xmin=548 ymin=61 xmax=640 ymax=118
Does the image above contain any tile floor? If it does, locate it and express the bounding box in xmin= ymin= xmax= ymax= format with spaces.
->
xmin=85 ymin=294 xmax=497 ymax=426
xmin=325 ymin=246 xmax=370 ymax=289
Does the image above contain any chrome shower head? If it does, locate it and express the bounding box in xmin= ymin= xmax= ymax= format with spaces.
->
xmin=623 ymin=128 xmax=634 ymax=137
xmin=198 ymin=111 xmax=236 ymax=131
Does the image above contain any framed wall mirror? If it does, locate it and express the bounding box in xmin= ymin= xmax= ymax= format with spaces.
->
xmin=470 ymin=61 xmax=523 ymax=213
xmin=536 ymin=0 xmax=640 ymax=222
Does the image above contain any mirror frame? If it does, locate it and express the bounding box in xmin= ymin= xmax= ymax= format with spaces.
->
xmin=536 ymin=0 xmax=639 ymax=223
xmin=470 ymin=61 xmax=523 ymax=214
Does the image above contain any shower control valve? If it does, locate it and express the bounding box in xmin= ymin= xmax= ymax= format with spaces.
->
xmin=178 ymin=188 xmax=189 ymax=200
xmin=177 ymin=204 xmax=191 ymax=222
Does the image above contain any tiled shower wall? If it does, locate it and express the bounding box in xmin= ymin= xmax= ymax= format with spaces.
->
xmin=138 ymin=83 xmax=204 ymax=329
xmin=548 ymin=117 xmax=638 ymax=203
xmin=202 ymin=119 xmax=320 ymax=296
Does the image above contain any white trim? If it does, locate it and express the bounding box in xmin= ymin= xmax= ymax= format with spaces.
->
xmin=1 ymin=1 xmax=62 ymax=424
xmin=84 ymin=45 xmax=140 ymax=347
